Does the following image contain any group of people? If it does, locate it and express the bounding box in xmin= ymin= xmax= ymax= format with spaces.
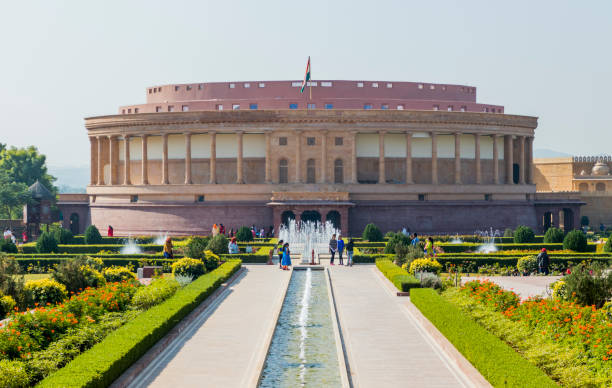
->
xmin=211 ymin=224 xmax=275 ymax=239
xmin=273 ymin=240 xmax=292 ymax=270
xmin=3 ymin=229 xmax=27 ymax=243
xmin=409 ymin=232 xmax=437 ymax=257
xmin=328 ymin=234 xmax=355 ymax=266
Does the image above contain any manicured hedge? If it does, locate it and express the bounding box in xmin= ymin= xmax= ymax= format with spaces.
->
xmin=434 ymin=256 xmax=611 ymax=268
xmin=38 ymin=260 xmax=241 ymax=388
xmin=411 ymin=288 xmax=557 ymax=387
xmin=21 ymin=244 xmax=164 ymax=254
xmin=354 ymin=242 xmax=387 ymax=248
xmin=375 ymin=259 xmax=420 ymax=292
xmin=353 ymin=253 xmax=394 ymax=263
xmin=437 ymin=242 xmax=597 ymax=253
xmin=69 ymin=236 xmax=190 ymax=245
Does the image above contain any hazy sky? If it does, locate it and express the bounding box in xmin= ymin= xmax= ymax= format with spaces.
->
xmin=1 ymin=0 xmax=610 ymax=168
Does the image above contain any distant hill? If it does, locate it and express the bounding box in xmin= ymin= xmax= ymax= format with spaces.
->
xmin=48 ymin=165 xmax=89 ymax=193
xmin=533 ymin=149 xmax=572 ymax=158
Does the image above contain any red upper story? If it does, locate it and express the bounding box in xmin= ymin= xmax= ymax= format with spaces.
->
xmin=119 ymin=80 xmax=504 ymax=114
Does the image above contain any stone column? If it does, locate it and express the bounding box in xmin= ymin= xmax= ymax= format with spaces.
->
xmin=236 ymin=131 xmax=244 ymax=184
xmin=321 ymin=131 xmax=327 ymax=183
xmin=505 ymin=135 xmax=513 ymax=184
xmin=184 ymin=133 xmax=192 ymax=184
xmin=295 ymin=131 xmax=302 ymax=183
xmin=90 ymin=137 xmax=97 ymax=185
xmin=378 ymin=131 xmax=386 ymax=184
xmin=97 ymin=136 xmax=104 ymax=185
xmin=519 ymin=136 xmax=526 ymax=184
xmin=265 ymin=131 xmax=271 ymax=183
xmin=526 ymin=136 xmax=534 ymax=184
xmin=454 ymin=132 xmax=461 ymax=184
xmin=474 ymin=133 xmax=481 ymax=184
xmin=209 ymin=131 xmax=216 ymax=184
xmin=108 ymin=135 xmax=116 ymax=185
xmin=162 ymin=133 xmax=169 ymax=184
xmin=405 ymin=131 xmax=413 ymax=184
xmin=492 ymin=135 xmax=499 ymax=184
xmin=123 ymin=135 xmax=131 ymax=185
xmin=141 ymin=135 xmax=148 ymax=185
xmin=350 ymin=131 xmax=358 ymax=183
xmin=431 ymin=132 xmax=438 ymax=184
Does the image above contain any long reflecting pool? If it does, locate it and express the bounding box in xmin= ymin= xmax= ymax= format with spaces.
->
xmin=258 ymin=268 xmax=342 ymax=387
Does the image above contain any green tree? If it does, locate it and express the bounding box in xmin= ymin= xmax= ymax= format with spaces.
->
xmin=0 ymin=145 xmax=56 ymax=191
xmin=0 ymin=170 xmax=31 ymax=219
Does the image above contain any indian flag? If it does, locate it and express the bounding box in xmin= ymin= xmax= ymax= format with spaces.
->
xmin=300 ymin=56 xmax=311 ymax=93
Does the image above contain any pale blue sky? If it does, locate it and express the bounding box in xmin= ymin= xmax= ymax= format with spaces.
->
xmin=0 ymin=0 xmax=610 ymax=168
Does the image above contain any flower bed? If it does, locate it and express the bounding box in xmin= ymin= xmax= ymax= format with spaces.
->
xmin=21 ymin=244 xmax=164 ymax=254
xmin=444 ymin=280 xmax=612 ymax=386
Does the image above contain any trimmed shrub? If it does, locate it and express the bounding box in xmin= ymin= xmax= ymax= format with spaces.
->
xmin=517 ymin=255 xmax=538 ymax=275
xmin=23 ymin=278 xmax=68 ymax=307
xmin=206 ymin=234 xmax=229 ymax=255
xmin=603 ymin=234 xmax=612 ymax=253
xmin=513 ymin=225 xmax=535 ymax=243
xmin=51 ymin=256 xmax=106 ymax=294
xmin=383 ymin=232 xmax=411 ymax=254
xmin=184 ymin=236 xmax=210 ymax=260
xmin=203 ymin=250 xmax=220 ymax=272
xmin=172 ymin=257 xmax=205 ymax=278
xmin=376 ymin=259 xmax=420 ymax=292
xmin=0 ymin=238 xmax=18 ymax=253
xmin=236 ymin=226 xmax=253 ymax=242
xmin=563 ymin=230 xmax=588 ymax=252
xmin=102 ymin=266 xmax=136 ymax=282
xmin=362 ymin=223 xmax=383 ymax=242
xmin=0 ymin=293 xmax=16 ymax=319
xmin=0 ymin=254 xmax=24 ymax=301
xmin=543 ymin=227 xmax=564 ymax=243
xmin=0 ymin=360 xmax=29 ymax=388
xmin=503 ymin=228 xmax=513 ymax=238
xmin=36 ymin=232 xmax=58 ymax=253
xmin=131 ymin=277 xmax=180 ymax=310
xmin=419 ymin=272 xmax=442 ymax=289
xmin=84 ymin=225 xmax=103 ymax=245
xmin=411 ymin=289 xmax=557 ymax=387
xmin=409 ymin=258 xmax=442 ymax=274
xmin=561 ymin=263 xmax=612 ymax=308
xmin=53 ymin=228 xmax=74 ymax=244
xmin=38 ymin=261 xmax=241 ymax=388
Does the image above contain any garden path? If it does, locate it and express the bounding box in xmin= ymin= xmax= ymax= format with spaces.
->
xmin=461 ymin=276 xmax=561 ymax=299
xmin=124 ymin=265 xmax=291 ymax=388
xmin=329 ymin=265 xmax=485 ymax=388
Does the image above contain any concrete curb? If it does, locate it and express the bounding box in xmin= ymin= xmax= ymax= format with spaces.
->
xmin=325 ymin=267 xmax=353 ymax=388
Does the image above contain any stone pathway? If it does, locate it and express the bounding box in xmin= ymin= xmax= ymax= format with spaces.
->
xmin=124 ymin=265 xmax=291 ymax=388
xmin=329 ymin=265 xmax=485 ymax=388
xmin=462 ymin=276 xmax=562 ymax=299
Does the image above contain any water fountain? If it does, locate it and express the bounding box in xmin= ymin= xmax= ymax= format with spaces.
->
xmin=153 ymin=233 xmax=168 ymax=245
xmin=120 ymin=236 xmax=143 ymax=254
xmin=278 ymin=220 xmax=339 ymax=264
xmin=450 ymin=234 xmax=463 ymax=244
xmin=475 ymin=227 xmax=501 ymax=253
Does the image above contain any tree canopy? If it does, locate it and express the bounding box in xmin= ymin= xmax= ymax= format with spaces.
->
xmin=0 ymin=170 xmax=31 ymax=219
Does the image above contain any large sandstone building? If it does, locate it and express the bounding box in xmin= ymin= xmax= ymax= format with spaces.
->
xmin=58 ymin=80 xmax=582 ymax=236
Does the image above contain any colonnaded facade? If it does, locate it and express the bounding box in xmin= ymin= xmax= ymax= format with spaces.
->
xmin=62 ymin=80 xmax=582 ymax=236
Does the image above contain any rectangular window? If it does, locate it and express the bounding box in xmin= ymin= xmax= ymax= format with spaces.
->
xmin=321 ymin=81 xmax=332 ymax=87
xmin=335 ymin=137 xmax=343 ymax=146
xmin=198 ymin=84 xmax=203 ymax=90
xmin=381 ymin=104 xmax=389 ymax=110
xmin=174 ymin=86 xmax=179 ymax=91
xmin=307 ymin=137 xmax=315 ymax=146
xmin=158 ymin=87 xmax=162 ymax=92
xmin=397 ymin=105 xmax=404 ymax=110
xmin=357 ymin=82 xmax=364 ymax=88
xmin=307 ymin=81 xmax=317 ymax=86
xmin=148 ymin=89 xmax=152 ymax=94
xmin=168 ymin=106 xmax=174 ymax=112
xmin=418 ymin=84 xmax=424 ymax=89
xmin=372 ymin=82 xmax=379 ymax=88
xmin=491 ymin=108 xmax=496 ymax=113
xmin=186 ymin=85 xmax=192 ymax=90
xmin=127 ymin=108 xmax=132 ymax=113
xmin=460 ymin=106 xmax=466 ymax=112
xmin=307 ymin=103 xmax=316 ymax=109
xmin=386 ymin=83 xmax=393 ymax=88
xmin=325 ymin=103 xmax=333 ymax=109
xmin=130 ymin=195 xmax=138 ymax=203
xmin=433 ymin=105 xmax=439 ymax=111
xmin=484 ymin=194 xmax=492 ymax=201
xmin=229 ymin=83 xmax=235 ymax=89
xmin=156 ymin=106 xmax=162 ymax=112
xmin=134 ymin=108 xmax=139 ymax=113
xmin=243 ymin=83 xmax=250 ymax=88
xmin=279 ymin=137 xmax=287 ymax=146
xmin=418 ymin=194 xmax=426 ymax=201
xmin=292 ymin=81 xmax=302 ymax=87
xmin=182 ymin=105 xmax=189 ymax=112
xmin=258 ymin=82 xmax=265 ymax=88
xmin=249 ymin=103 xmax=258 ymax=110
xmin=430 ymin=85 xmax=435 ymax=90
xmin=232 ymin=104 xmax=240 ymax=110
xmin=442 ymin=85 xmax=447 ymax=91
xmin=122 ymin=109 xmax=125 ymax=114
xmin=447 ymin=105 xmax=453 ymax=111
xmin=216 ymin=104 xmax=223 ymax=111
xmin=289 ymin=103 xmax=298 ymax=109
xmin=363 ymin=104 xmax=372 ymax=110
xmin=197 ymin=195 xmax=205 ymax=202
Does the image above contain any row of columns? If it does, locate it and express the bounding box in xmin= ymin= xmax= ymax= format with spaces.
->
xmin=90 ymin=131 xmax=534 ymax=186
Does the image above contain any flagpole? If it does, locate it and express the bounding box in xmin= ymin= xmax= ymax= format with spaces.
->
xmin=309 ymin=58 xmax=312 ymax=100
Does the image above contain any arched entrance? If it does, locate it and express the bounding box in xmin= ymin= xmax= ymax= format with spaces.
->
xmin=542 ymin=211 xmax=552 ymax=231
xmin=562 ymin=208 xmax=574 ymax=232
xmin=326 ymin=210 xmax=341 ymax=230
xmin=281 ymin=210 xmax=295 ymax=226
xmin=69 ymin=213 xmax=80 ymax=235
xmin=300 ymin=210 xmax=321 ymax=224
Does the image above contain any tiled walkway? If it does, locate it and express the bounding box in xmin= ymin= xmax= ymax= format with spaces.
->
xmin=462 ymin=275 xmax=561 ymax=299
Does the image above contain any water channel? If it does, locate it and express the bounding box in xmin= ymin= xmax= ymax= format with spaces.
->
xmin=258 ymin=268 xmax=342 ymax=387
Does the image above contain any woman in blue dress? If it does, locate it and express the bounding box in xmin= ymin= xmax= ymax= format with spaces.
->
xmin=281 ymin=243 xmax=291 ymax=270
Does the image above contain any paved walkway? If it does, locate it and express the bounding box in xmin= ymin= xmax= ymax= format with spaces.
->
xmin=126 ymin=265 xmax=291 ymax=388
xmin=329 ymin=265 xmax=480 ymax=388
xmin=462 ymin=276 xmax=561 ymax=299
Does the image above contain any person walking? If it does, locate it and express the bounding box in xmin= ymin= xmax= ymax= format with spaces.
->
xmin=277 ymin=239 xmax=284 ymax=269
xmin=329 ymin=234 xmax=338 ymax=265
xmin=411 ymin=233 xmax=419 ymax=247
xmin=107 ymin=225 xmax=114 ymax=237
xmin=425 ymin=237 xmax=435 ymax=257
xmin=228 ymin=237 xmax=239 ymax=254
xmin=337 ymin=236 xmax=345 ymax=265
xmin=212 ymin=224 xmax=219 ymax=237
xmin=281 ymin=243 xmax=291 ymax=270
xmin=346 ymin=238 xmax=355 ymax=267
xmin=219 ymin=224 xmax=225 ymax=235
xmin=163 ymin=237 xmax=174 ymax=259
xmin=537 ymin=248 xmax=550 ymax=275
